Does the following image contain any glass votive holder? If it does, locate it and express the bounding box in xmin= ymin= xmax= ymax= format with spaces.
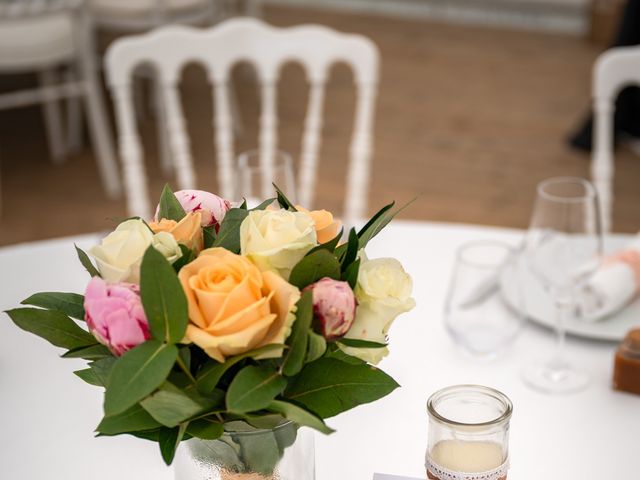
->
xmin=426 ymin=385 xmax=512 ymax=480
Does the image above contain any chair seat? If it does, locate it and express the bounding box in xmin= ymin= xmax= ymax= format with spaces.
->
xmin=0 ymin=14 xmax=75 ymax=71
xmin=91 ymin=0 xmax=211 ymax=19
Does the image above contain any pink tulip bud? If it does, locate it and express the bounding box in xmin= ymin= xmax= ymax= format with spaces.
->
xmin=84 ymin=277 xmax=151 ymax=356
xmin=304 ymin=278 xmax=357 ymax=341
xmin=173 ymin=190 xmax=231 ymax=231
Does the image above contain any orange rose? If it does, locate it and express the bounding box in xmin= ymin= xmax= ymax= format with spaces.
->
xmin=178 ymin=248 xmax=300 ymax=362
xmin=149 ymin=212 xmax=203 ymax=253
xmin=295 ymin=206 xmax=342 ymax=244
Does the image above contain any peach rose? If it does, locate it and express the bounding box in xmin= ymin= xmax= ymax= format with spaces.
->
xmin=296 ymin=206 xmax=342 ymax=244
xmin=149 ymin=212 xmax=203 ymax=253
xmin=178 ymin=248 xmax=301 ymax=362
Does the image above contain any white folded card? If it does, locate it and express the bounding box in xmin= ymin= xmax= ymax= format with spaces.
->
xmin=373 ymin=474 xmax=422 ymax=480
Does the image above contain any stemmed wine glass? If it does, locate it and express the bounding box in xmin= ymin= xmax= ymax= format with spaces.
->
xmin=522 ymin=177 xmax=603 ymax=394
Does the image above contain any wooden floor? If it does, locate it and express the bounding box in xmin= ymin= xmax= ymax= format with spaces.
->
xmin=0 ymin=6 xmax=638 ymax=246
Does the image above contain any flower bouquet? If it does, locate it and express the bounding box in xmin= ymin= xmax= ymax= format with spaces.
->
xmin=6 ymin=185 xmax=415 ymax=479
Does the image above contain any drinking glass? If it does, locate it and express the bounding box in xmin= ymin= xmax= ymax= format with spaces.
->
xmin=444 ymin=240 xmax=524 ymax=358
xmin=426 ymin=385 xmax=512 ymax=480
xmin=235 ymin=150 xmax=297 ymax=207
xmin=522 ymin=177 xmax=603 ymax=393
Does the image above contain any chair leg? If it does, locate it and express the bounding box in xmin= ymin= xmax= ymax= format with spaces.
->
xmin=153 ymin=76 xmax=173 ymax=176
xmin=65 ymin=67 xmax=84 ymax=154
xmin=229 ymin=80 xmax=244 ymax=138
xmin=83 ymin=76 xmax=122 ymax=199
xmin=38 ymin=69 xmax=67 ymax=163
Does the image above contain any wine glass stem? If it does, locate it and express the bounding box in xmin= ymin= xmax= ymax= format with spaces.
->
xmin=552 ymin=297 xmax=572 ymax=371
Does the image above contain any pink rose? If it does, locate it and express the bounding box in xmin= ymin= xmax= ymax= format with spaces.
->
xmin=304 ymin=278 xmax=357 ymax=341
xmin=83 ymin=277 xmax=150 ymax=356
xmin=170 ymin=189 xmax=231 ymax=231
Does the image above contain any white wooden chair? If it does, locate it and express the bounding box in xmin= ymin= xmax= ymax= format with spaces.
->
xmin=592 ymin=45 xmax=640 ymax=233
xmin=0 ymin=0 xmax=120 ymax=200
xmin=104 ymin=17 xmax=380 ymax=223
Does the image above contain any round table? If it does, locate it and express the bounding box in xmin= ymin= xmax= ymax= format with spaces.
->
xmin=0 ymin=221 xmax=637 ymax=479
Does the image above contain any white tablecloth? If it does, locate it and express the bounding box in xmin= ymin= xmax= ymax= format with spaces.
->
xmin=1 ymin=221 xmax=638 ymax=479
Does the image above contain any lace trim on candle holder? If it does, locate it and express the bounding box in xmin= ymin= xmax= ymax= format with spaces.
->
xmin=426 ymin=456 xmax=509 ymax=480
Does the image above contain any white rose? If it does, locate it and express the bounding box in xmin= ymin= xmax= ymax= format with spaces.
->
xmin=90 ymin=219 xmax=182 ymax=283
xmin=342 ymin=257 xmax=415 ymax=364
xmin=240 ymin=209 xmax=317 ymax=280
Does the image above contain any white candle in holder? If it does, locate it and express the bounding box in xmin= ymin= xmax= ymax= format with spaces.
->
xmin=426 ymin=385 xmax=512 ymax=480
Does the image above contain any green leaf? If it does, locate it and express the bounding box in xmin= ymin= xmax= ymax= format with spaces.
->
xmin=196 ymin=344 xmax=285 ymax=395
xmin=325 ymin=347 xmax=366 ymax=365
xmin=75 ymin=244 xmax=101 ymax=277
xmin=250 ymin=198 xmax=277 ymax=211
xmin=74 ymin=368 xmax=101 ymax=386
xmin=186 ymin=418 xmax=224 ymax=440
xmin=337 ymin=338 xmax=388 ymax=349
xmin=140 ymin=246 xmax=188 ymax=344
xmin=203 ymin=225 xmax=216 ymax=249
xmin=158 ymin=184 xmax=186 ymax=222
xmin=288 ymin=250 xmax=341 ymax=290
xmin=172 ymin=244 xmax=195 ymax=272
xmin=284 ymin=358 xmax=399 ymax=418
xmin=97 ymin=404 xmax=163 ymax=435
xmin=226 ymin=366 xmax=287 ymax=414
xmin=267 ymin=400 xmax=334 ymax=434
xmin=306 ymin=228 xmax=344 ymax=257
xmin=159 ymin=423 xmax=187 ymax=465
xmin=212 ymin=208 xmax=249 ymax=253
xmin=281 ymin=292 xmax=313 ymax=377
xmin=235 ymin=428 xmax=280 ymax=475
xmin=357 ymin=199 xmax=414 ymax=250
xmin=21 ymin=292 xmax=85 ymax=320
xmin=104 ymin=340 xmax=178 ymax=416
xmin=242 ymin=414 xmax=286 ymax=430
xmin=6 ymin=307 xmax=95 ymax=350
xmin=63 ymin=343 xmax=112 ymax=360
xmin=273 ymin=184 xmax=298 ymax=211
xmin=342 ymin=257 xmax=360 ymax=289
xmin=306 ymin=331 xmax=327 ymax=364
xmin=141 ymin=382 xmax=217 ymax=427
xmin=340 ymin=228 xmax=359 ymax=269
xmin=90 ymin=357 xmax=117 ymax=386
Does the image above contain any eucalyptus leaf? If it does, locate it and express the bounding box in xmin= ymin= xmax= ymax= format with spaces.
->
xmin=288 ymin=250 xmax=341 ymax=290
xmin=97 ymin=404 xmax=163 ymax=435
xmin=141 ymin=382 xmax=217 ymax=428
xmin=74 ymin=368 xmax=101 ymax=386
xmin=212 ymin=208 xmax=249 ymax=253
xmin=104 ymin=340 xmax=178 ymax=416
xmin=158 ymin=184 xmax=186 ymax=222
xmin=63 ymin=343 xmax=112 ymax=360
xmin=281 ymin=292 xmax=313 ymax=377
xmin=226 ymin=366 xmax=287 ymax=414
xmin=196 ymin=344 xmax=285 ymax=395
xmin=267 ymin=400 xmax=334 ymax=434
xmin=159 ymin=423 xmax=187 ymax=465
xmin=284 ymin=358 xmax=399 ymax=418
xmin=21 ymin=292 xmax=85 ymax=320
xmin=140 ymin=246 xmax=188 ymax=344
xmin=305 ymin=331 xmax=327 ymax=364
xmin=75 ymin=245 xmax=101 ymax=277
xmin=6 ymin=307 xmax=95 ymax=350
xmin=186 ymin=418 xmax=224 ymax=440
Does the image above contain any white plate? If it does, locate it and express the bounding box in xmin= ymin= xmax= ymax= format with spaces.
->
xmin=500 ymin=237 xmax=640 ymax=343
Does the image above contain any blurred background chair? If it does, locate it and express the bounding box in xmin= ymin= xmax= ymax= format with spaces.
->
xmin=592 ymin=45 xmax=640 ymax=233
xmin=104 ymin=17 xmax=379 ymax=224
xmin=0 ymin=0 xmax=120 ymax=208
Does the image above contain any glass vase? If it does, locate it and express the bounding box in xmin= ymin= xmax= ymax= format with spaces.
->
xmin=174 ymin=422 xmax=315 ymax=480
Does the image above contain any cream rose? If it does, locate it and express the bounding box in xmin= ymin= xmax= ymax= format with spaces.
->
xmin=149 ymin=212 xmax=203 ymax=253
xmin=179 ymin=248 xmax=301 ymax=362
xmin=341 ymin=257 xmax=415 ymax=364
xmin=240 ymin=209 xmax=317 ymax=280
xmin=90 ymin=219 xmax=182 ymax=283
